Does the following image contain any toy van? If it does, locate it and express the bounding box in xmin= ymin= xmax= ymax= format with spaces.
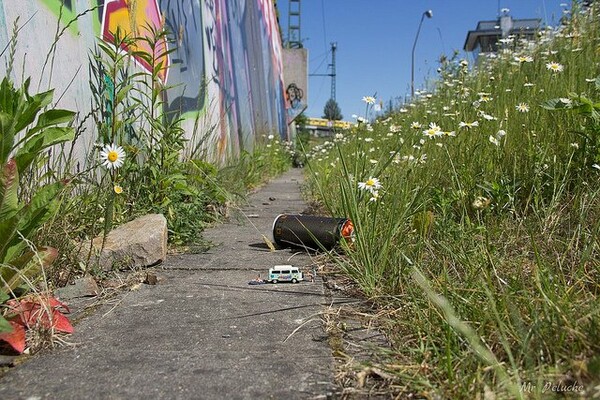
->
xmin=268 ymin=265 xmax=304 ymax=284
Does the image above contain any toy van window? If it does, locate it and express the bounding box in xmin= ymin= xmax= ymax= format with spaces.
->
xmin=272 ymin=271 xmax=281 ymax=275
xmin=281 ymin=270 xmax=290 ymax=274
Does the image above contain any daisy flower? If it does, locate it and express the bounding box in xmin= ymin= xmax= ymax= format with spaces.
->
xmin=100 ymin=143 xmax=126 ymax=170
xmin=422 ymin=122 xmax=442 ymax=138
xmin=478 ymin=93 xmax=492 ymax=102
xmin=358 ymin=177 xmax=382 ymax=193
xmin=389 ymin=124 xmax=401 ymax=133
xmin=114 ymin=185 xmax=123 ymax=194
xmin=515 ymin=55 xmax=534 ymax=63
xmin=410 ymin=121 xmax=422 ymax=130
xmin=458 ymin=121 xmax=479 ymax=129
xmin=516 ymin=103 xmax=530 ymax=113
xmin=489 ymin=135 xmax=500 ymax=146
xmin=362 ymin=96 xmax=376 ymax=104
xmin=546 ymin=61 xmax=564 ymax=73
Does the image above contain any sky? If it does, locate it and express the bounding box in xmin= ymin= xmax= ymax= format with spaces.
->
xmin=276 ymin=0 xmax=569 ymax=120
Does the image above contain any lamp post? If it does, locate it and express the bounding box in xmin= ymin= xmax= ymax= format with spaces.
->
xmin=411 ymin=9 xmax=433 ymax=98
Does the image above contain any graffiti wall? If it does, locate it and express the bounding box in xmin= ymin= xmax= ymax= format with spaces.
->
xmin=0 ymin=0 xmax=289 ymax=162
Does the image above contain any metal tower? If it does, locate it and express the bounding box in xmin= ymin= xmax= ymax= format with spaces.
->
xmin=287 ymin=0 xmax=302 ymax=48
xmin=309 ymin=42 xmax=338 ymax=101
xmin=330 ymin=42 xmax=337 ymax=101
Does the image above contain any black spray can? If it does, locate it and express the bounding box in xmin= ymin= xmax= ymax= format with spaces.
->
xmin=272 ymin=214 xmax=354 ymax=251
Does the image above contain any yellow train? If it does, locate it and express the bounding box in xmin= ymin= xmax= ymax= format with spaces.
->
xmin=306 ymin=118 xmax=354 ymax=130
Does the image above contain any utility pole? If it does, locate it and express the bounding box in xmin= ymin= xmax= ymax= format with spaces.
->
xmin=330 ymin=42 xmax=337 ymax=101
xmin=287 ymin=0 xmax=302 ymax=48
xmin=309 ymin=42 xmax=337 ymax=101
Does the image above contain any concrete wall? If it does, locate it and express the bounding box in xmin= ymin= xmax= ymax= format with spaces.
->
xmin=0 ymin=0 xmax=289 ymax=163
xmin=282 ymin=47 xmax=308 ymax=120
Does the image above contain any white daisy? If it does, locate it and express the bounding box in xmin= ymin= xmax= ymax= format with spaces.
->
xmin=362 ymin=96 xmax=376 ymax=104
xmin=100 ymin=143 xmax=126 ymax=170
xmin=358 ymin=177 xmax=382 ymax=193
xmin=458 ymin=121 xmax=479 ymax=129
xmin=422 ymin=122 xmax=442 ymax=138
xmin=546 ymin=61 xmax=564 ymax=73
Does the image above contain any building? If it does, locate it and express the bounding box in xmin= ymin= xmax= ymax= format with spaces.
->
xmin=464 ymin=10 xmax=541 ymax=58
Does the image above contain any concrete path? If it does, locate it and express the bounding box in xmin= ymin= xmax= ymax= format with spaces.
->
xmin=0 ymin=169 xmax=337 ymax=399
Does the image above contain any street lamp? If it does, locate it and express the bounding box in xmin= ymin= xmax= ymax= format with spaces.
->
xmin=411 ymin=9 xmax=433 ymax=98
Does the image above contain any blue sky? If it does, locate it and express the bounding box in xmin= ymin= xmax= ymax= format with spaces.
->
xmin=277 ymin=0 xmax=568 ymax=120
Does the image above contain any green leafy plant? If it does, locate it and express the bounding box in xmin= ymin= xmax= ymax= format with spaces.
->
xmin=542 ymin=82 xmax=600 ymax=166
xmin=0 ymin=75 xmax=75 ymax=330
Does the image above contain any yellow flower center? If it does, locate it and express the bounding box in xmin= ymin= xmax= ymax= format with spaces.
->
xmin=108 ymin=151 xmax=119 ymax=162
xmin=114 ymin=185 xmax=123 ymax=194
xmin=366 ymin=179 xmax=375 ymax=187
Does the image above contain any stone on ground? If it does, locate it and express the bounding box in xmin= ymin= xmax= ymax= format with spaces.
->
xmin=81 ymin=214 xmax=168 ymax=271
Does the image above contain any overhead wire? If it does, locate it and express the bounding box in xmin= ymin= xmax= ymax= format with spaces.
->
xmin=321 ymin=0 xmax=327 ymax=54
xmin=309 ymin=48 xmax=331 ymax=75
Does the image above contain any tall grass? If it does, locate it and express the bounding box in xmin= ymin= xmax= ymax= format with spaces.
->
xmin=307 ymin=2 xmax=600 ymax=398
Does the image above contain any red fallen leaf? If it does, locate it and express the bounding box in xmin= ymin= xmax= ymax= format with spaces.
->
xmin=0 ymin=321 xmax=26 ymax=353
xmin=5 ymin=296 xmax=73 ymax=333
xmin=50 ymin=311 xmax=74 ymax=334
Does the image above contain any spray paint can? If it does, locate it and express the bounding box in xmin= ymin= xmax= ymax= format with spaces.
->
xmin=272 ymin=214 xmax=354 ymax=251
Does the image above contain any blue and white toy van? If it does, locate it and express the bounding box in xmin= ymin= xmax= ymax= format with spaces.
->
xmin=268 ymin=265 xmax=304 ymax=284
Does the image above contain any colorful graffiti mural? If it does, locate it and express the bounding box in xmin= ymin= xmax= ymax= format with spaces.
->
xmin=159 ymin=0 xmax=289 ymax=159
xmin=14 ymin=0 xmax=288 ymax=161
xmin=101 ymin=0 xmax=170 ymax=84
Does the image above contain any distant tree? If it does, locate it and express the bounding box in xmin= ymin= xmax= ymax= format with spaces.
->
xmin=322 ymin=98 xmax=343 ymax=120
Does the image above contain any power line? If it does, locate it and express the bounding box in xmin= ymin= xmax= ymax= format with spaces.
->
xmin=309 ymin=50 xmax=330 ymax=64
xmin=321 ymin=0 xmax=327 ymax=54
xmin=309 ymin=48 xmax=331 ymax=75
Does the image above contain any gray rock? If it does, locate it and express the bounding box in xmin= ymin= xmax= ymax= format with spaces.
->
xmin=82 ymin=214 xmax=168 ymax=271
xmin=55 ymin=276 xmax=100 ymax=299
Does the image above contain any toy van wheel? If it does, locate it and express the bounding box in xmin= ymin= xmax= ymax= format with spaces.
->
xmin=292 ymin=278 xmax=298 ymax=284
xmin=272 ymin=279 xmax=278 ymax=284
